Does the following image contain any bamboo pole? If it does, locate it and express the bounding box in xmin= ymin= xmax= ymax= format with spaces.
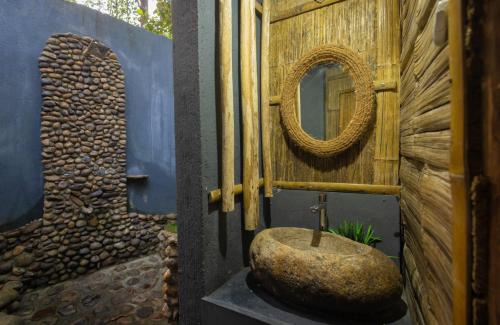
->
xmin=209 ymin=179 xmax=399 ymax=203
xmin=219 ymin=0 xmax=235 ymax=212
xmin=448 ymin=0 xmax=470 ymax=323
xmin=273 ymin=181 xmax=400 ymax=195
xmin=250 ymin=0 xmax=260 ymax=228
xmin=261 ymin=0 xmax=272 ymax=198
xmin=241 ymin=0 xmax=259 ymax=230
xmin=208 ymin=179 xmax=264 ymax=204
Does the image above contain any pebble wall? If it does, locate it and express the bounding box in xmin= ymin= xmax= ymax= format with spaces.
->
xmin=159 ymin=230 xmax=179 ymax=324
xmin=0 ymin=33 xmax=172 ymax=312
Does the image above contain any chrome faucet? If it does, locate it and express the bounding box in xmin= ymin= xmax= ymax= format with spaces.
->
xmin=310 ymin=193 xmax=329 ymax=231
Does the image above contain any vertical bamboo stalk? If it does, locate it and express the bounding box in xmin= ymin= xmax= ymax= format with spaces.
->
xmin=261 ymin=0 xmax=273 ymax=198
xmin=219 ymin=0 xmax=235 ymax=212
xmin=241 ymin=0 xmax=259 ymax=230
xmin=449 ymin=0 xmax=470 ymax=323
xmin=373 ymin=0 xmax=400 ymax=185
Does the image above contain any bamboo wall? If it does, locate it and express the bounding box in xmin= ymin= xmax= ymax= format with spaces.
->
xmin=400 ymin=0 xmax=452 ymax=323
xmin=325 ymin=67 xmax=355 ymax=140
xmin=269 ymin=0 xmax=400 ymax=185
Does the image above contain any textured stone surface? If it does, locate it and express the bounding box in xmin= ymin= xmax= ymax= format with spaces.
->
xmin=0 ymin=313 xmax=22 ymax=325
xmin=11 ymin=254 xmax=166 ymax=324
xmin=250 ymin=227 xmax=403 ymax=314
xmin=0 ymin=34 xmax=171 ymax=309
xmin=0 ymin=288 xmax=19 ymax=309
xmin=159 ymin=227 xmax=179 ymax=325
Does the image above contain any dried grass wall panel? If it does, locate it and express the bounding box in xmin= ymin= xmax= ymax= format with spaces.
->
xmin=269 ymin=0 xmax=400 ymax=185
xmin=400 ymin=0 xmax=453 ymax=323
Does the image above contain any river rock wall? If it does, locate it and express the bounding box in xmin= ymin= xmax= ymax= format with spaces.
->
xmin=159 ymin=230 xmax=179 ymax=324
xmin=0 ymin=33 xmax=170 ymax=312
xmin=40 ymin=33 xmax=127 ymax=224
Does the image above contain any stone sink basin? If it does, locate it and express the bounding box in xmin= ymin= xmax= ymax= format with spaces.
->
xmin=249 ymin=227 xmax=403 ymax=315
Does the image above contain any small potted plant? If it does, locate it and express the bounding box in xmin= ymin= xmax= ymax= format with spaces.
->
xmin=328 ymin=221 xmax=382 ymax=247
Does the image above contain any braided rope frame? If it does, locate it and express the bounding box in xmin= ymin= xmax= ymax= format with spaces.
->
xmin=280 ymin=45 xmax=374 ymax=157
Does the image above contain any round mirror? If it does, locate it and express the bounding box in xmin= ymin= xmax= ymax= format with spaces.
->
xmin=280 ymin=45 xmax=374 ymax=157
xmin=299 ymin=63 xmax=354 ymax=141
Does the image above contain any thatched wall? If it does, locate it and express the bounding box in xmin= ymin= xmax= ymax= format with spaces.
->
xmin=400 ymin=0 xmax=452 ymax=323
xmin=268 ymin=0 xmax=400 ymax=185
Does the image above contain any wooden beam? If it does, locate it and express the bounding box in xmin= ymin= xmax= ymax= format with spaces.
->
xmin=261 ymin=0 xmax=273 ymax=198
xmin=219 ymin=0 xmax=235 ymax=212
xmin=449 ymin=0 xmax=471 ymax=323
xmin=241 ymin=0 xmax=260 ymax=230
xmin=270 ymin=0 xmax=347 ymax=24
xmin=208 ymin=179 xmax=264 ymax=204
xmin=273 ymin=181 xmax=401 ymax=195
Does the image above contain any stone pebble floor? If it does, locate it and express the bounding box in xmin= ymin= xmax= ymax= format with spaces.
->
xmin=12 ymin=254 xmax=166 ymax=324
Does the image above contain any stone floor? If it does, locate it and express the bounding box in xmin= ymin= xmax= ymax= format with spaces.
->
xmin=9 ymin=254 xmax=166 ymax=325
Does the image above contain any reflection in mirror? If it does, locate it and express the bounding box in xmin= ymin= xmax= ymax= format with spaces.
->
xmin=299 ymin=63 xmax=355 ymax=140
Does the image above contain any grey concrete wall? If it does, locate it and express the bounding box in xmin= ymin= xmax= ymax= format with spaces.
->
xmin=0 ymin=0 xmax=175 ymax=230
xmin=268 ymin=189 xmax=401 ymax=262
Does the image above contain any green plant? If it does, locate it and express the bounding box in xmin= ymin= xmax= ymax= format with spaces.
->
xmin=328 ymin=221 xmax=382 ymax=246
xmin=137 ymin=0 xmax=172 ymax=39
xmin=165 ymin=222 xmax=177 ymax=234
xmin=67 ymin=0 xmax=172 ymax=38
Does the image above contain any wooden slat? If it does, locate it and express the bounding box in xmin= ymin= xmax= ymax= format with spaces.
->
xmin=219 ymin=0 xmax=235 ymax=212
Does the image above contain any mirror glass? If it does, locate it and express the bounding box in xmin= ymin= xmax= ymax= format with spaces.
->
xmin=299 ymin=62 xmax=355 ymax=140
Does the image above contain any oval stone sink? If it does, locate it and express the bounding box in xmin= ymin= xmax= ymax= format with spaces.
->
xmin=249 ymin=227 xmax=403 ymax=314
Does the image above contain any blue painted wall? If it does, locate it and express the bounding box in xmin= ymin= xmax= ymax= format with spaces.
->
xmin=0 ymin=0 xmax=175 ymax=230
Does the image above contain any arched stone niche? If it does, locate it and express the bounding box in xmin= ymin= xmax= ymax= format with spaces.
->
xmin=39 ymin=33 xmax=127 ymax=225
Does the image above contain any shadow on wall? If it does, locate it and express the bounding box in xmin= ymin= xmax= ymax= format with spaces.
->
xmin=0 ymin=199 xmax=43 ymax=233
xmin=128 ymin=160 xmax=176 ymax=214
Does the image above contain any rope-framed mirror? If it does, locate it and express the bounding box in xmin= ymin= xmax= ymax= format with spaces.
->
xmin=280 ymin=45 xmax=374 ymax=157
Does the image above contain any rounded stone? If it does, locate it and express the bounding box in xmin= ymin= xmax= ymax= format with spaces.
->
xmin=136 ymin=306 xmax=154 ymax=319
xmin=249 ymin=227 xmax=403 ymax=314
xmin=14 ymin=253 xmax=34 ymax=267
xmin=0 ymin=287 xmax=19 ymax=309
xmin=0 ymin=261 xmax=13 ymax=275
